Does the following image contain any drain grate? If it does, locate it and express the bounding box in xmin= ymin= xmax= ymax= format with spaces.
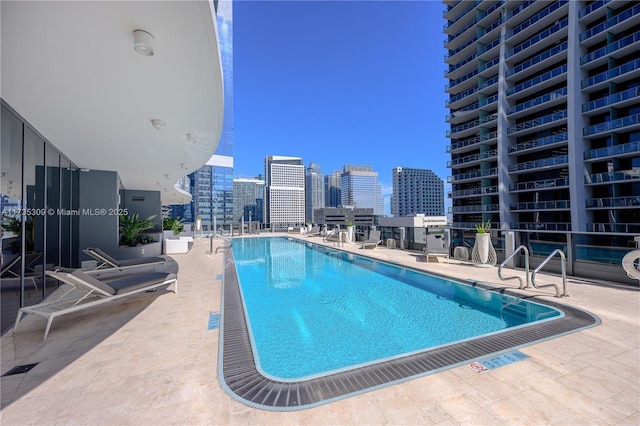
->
xmin=2 ymin=363 xmax=39 ymax=376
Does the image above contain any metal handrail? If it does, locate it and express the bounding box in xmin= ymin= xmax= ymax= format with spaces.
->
xmin=214 ymin=238 xmax=232 ymax=254
xmin=531 ymin=249 xmax=568 ymax=297
xmin=498 ymin=245 xmax=530 ymax=289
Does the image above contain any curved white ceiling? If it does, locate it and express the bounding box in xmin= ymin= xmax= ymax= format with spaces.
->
xmin=1 ymin=0 xmax=224 ymax=205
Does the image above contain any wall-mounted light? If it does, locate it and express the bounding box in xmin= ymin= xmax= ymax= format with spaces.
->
xmin=133 ymin=30 xmax=154 ymax=56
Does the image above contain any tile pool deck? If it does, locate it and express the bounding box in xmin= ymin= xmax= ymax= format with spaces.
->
xmin=1 ymin=235 xmax=638 ymax=425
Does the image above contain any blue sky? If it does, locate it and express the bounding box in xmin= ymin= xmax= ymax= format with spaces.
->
xmin=233 ymin=0 xmax=450 ymax=213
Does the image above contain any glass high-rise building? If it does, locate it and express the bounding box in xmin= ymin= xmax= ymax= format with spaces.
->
xmin=444 ymin=0 xmax=639 ymax=233
xmin=233 ymin=178 xmax=264 ymax=224
xmin=265 ymin=156 xmax=305 ymax=230
xmin=324 ymin=170 xmax=342 ymax=207
xmin=340 ymin=165 xmax=384 ymax=215
xmin=392 ymin=167 xmax=444 ymax=217
xmin=305 ymin=163 xmax=325 ymax=223
xmin=174 ymin=0 xmax=234 ymax=231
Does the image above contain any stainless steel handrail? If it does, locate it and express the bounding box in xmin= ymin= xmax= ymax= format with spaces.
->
xmin=498 ymin=244 xmax=530 ymax=289
xmin=531 ymin=249 xmax=568 ymax=297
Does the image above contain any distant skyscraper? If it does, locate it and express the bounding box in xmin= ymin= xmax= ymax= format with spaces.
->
xmin=233 ymin=178 xmax=264 ymax=224
xmin=444 ymin=0 xmax=639 ymax=233
xmin=324 ymin=170 xmax=342 ymax=207
xmin=305 ymin=163 xmax=325 ymax=223
xmin=340 ymin=165 xmax=384 ymax=215
xmin=264 ymin=156 xmax=305 ymax=230
xmin=173 ymin=0 xmax=234 ymax=230
xmin=392 ymin=167 xmax=444 ymax=216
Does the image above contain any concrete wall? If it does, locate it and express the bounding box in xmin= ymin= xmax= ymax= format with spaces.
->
xmin=78 ymin=170 xmax=119 ymax=262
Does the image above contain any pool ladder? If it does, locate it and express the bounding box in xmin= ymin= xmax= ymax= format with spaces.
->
xmin=499 ymin=246 xmax=568 ymax=297
xmin=498 ymin=245 xmax=530 ymax=289
xmin=531 ymin=249 xmax=568 ymax=298
xmin=214 ymin=238 xmax=232 ymax=254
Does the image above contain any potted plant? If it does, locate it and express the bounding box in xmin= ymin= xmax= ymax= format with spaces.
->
xmin=119 ymin=213 xmax=157 ymax=247
xmin=472 ymin=220 xmax=496 ymax=267
xmin=346 ymin=221 xmax=355 ymax=243
xmin=1 ymin=214 xmax=35 ymax=253
xmin=162 ymin=217 xmax=185 ymax=237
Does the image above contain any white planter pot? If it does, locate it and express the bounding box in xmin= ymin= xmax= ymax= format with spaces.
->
xmin=472 ymin=233 xmax=496 ymax=267
xmin=346 ymin=226 xmax=354 ymax=243
xmin=476 ymin=233 xmax=490 ymax=263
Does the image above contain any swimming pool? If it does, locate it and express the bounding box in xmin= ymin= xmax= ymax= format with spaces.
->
xmin=219 ymin=236 xmax=599 ymax=410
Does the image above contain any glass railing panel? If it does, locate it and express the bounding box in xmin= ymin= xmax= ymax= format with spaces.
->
xmin=448 ymin=113 xmax=498 ymax=136
xmin=508 ymin=133 xmax=568 ymax=154
xmin=583 ymin=114 xmax=640 ymax=137
xmin=449 ymin=167 xmax=499 ymax=181
xmin=509 ymin=222 xmax=572 ymax=231
xmin=586 ymin=223 xmax=640 ymax=233
xmin=446 ymin=86 xmax=478 ymax=106
xmin=507 ymin=110 xmax=567 ymax=134
xmin=580 ymin=4 xmax=640 ymax=42
xmin=507 ymin=64 xmax=567 ymax=96
xmin=582 ymin=87 xmax=640 ymax=112
xmin=479 ymin=17 xmax=503 ymax=38
xmin=584 ymin=140 xmax=640 ymax=159
xmin=507 ymin=0 xmax=567 ymax=40
xmin=449 ymin=150 xmax=498 ymax=166
xmin=585 ymin=170 xmax=640 ymax=184
xmin=508 ymin=0 xmax=536 ymax=20
xmin=446 ymin=53 xmax=477 ymax=76
xmin=446 ymin=69 xmax=479 ymax=90
xmin=452 ymin=186 xmax=499 ymax=197
xmin=508 ymin=87 xmax=568 ymax=115
xmin=578 ymin=0 xmax=611 ymax=19
xmin=509 ymin=177 xmax=569 ymax=191
xmin=478 ymin=75 xmax=499 ymax=90
xmin=510 ymin=200 xmax=570 ymax=210
xmin=507 ymin=18 xmax=568 ymax=58
xmin=509 ymin=155 xmax=568 ymax=172
xmin=444 ymin=0 xmax=481 ymax=31
xmin=506 ymin=42 xmax=568 ymax=78
xmin=581 ymin=32 xmax=640 ymax=65
xmin=478 ymin=56 xmax=500 ymax=73
xmin=477 ymin=37 xmax=501 ymax=55
xmin=452 ymin=204 xmax=500 ymax=213
xmin=581 ymin=59 xmax=640 ymax=89
xmin=445 ymin=35 xmax=478 ymax=60
xmin=479 ymin=94 xmax=499 ymax=107
xmin=586 ymin=196 xmax=640 ymax=208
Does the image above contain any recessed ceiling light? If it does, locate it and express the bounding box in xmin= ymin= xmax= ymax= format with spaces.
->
xmin=151 ymin=119 xmax=166 ymax=130
xmin=133 ymin=30 xmax=154 ymax=56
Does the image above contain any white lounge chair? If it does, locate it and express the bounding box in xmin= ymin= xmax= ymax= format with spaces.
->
xmin=361 ymin=230 xmax=382 ymax=249
xmin=14 ymin=269 xmax=177 ymax=339
xmin=83 ymin=247 xmax=165 ymax=271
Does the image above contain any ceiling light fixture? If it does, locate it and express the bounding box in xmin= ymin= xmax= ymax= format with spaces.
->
xmin=151 ymin=119 xmax=166 ymax=130
xmin=133 ymin=30 xmax=154 ymax=56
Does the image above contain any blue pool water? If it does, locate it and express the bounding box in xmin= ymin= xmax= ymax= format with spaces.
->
xmin=231 ymin=237 xmax=562 ymax=380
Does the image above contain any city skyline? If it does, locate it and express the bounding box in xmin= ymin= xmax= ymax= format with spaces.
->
xmin=233 ymin=1 xmax=450 ymax=211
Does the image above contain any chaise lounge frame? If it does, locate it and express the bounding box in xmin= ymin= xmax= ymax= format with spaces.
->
xmin=14 ymin=269 xmax=177 ymax=339
xmin=83 ymin=247 xmax=166 ymax=271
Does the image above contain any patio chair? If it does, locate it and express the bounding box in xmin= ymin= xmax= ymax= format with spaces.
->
xmin=83 ymin=247 xmax=165 ymax=271
xmin=361 ymin=230 xmax=382 ymax=249
xmin=306 ymin=226 xmax=321 ymax=237
xmin=14 ymin=269 xmax=177 ymax=339
xmin=1 ymin=252 xmax=42 ymax=290
xmin=423 ymin=233 xmax=450 ymax=263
